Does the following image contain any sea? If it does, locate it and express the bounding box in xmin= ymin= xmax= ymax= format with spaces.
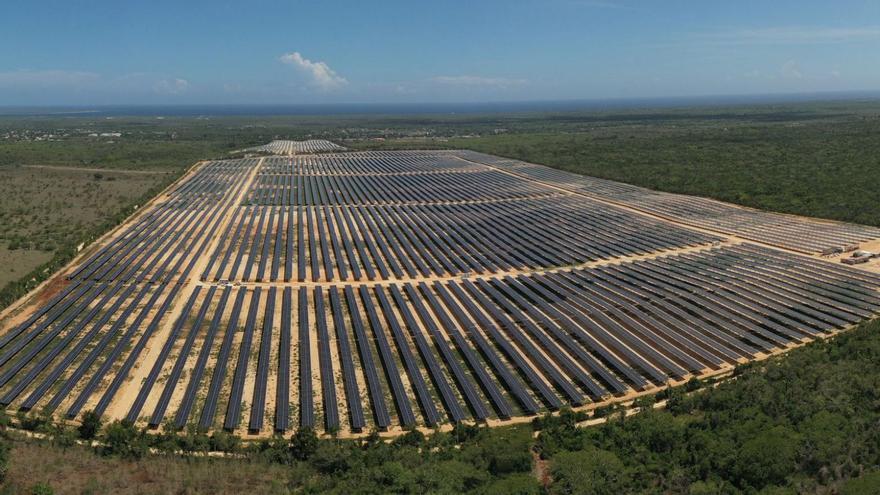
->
xmin=1 ymin=91 xmax=878 ymax=117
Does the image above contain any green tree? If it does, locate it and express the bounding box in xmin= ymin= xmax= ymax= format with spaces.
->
xmin=209 ymin=430 xmax=241 ymax=453
xmin=100 ymin=420 xmax=148 ymax=460
xmin=550 ymin=448 xmax=629 ymax=495
xmin=48 ymin=424 xmax=77 ymax=451
xmin=289 ymin=427 xmax=319 ymax=461
xmin=78 ymin=410 xmax=102 ymax=441
xmin=483 ymin=474 xmax=543 ymax=495
xmin=731 ymin=426 xmax=800 ymax=489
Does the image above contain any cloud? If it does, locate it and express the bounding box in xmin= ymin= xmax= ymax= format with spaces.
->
xmin=781 ymin=60 xmax=803 ymax=79
xmin=153 ymin=78 xmax=189 ymax=95
xmin=699 ymin=26 xmax=880 ymax=45
xmin=430 ymin=75 xmax=528 ymax=89
xmin=279 ymin=52 xmax=347 ymax=90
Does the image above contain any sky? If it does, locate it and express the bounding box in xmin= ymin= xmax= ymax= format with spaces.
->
xmin=1 ymin=0 xmax=879 ymax=105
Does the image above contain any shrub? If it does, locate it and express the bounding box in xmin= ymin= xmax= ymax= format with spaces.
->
xmin=0 ymin=438 xmax=9 ymax=483
xmin=310 ymin=441 xmax=356 ymax=475
xmin=30 ymin=482 xmax=54 ymax=495
xmin=488 ymin=449 xmax=532 ymax=476
xmin=289 ymin=427 xmax=318 ymax=461
xmin=550 ymin=448 xmax=629 ymax=495
xmin=78 ymin=411 xmax=102 ymax=440
xmin=482 ymin=474 xmax=542 ymax=495
xmin=48 ymin=424 xmax=77 ymax=451
xmin=842 ymin=471 xmax=880 ymax=495
xmin=100 ymin=420 xmax=149 ymax=460
xmin=731 ymin=426 xmax=800 ymax=488
xmin=392 ymin=429 xmax=425 ymax=448
xmin=209 ymin=430 xmax=241 ymax=453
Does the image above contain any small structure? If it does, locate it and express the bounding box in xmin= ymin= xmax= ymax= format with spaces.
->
xmin=841 ymin=250 xmax=878 ymax=265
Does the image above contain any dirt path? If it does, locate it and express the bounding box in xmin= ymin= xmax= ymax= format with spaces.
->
xmin=105 ymin=159 xmax=265 ymax=421
xmin=4 ymin=149 xmax=878 ymax=440
xmin=450 ymin=153 xmax=880 ymax=270
xmin=532 ymin=449 xmax=551 ymax=489
xmin=0 ymin=161 xmax=206 ymax=329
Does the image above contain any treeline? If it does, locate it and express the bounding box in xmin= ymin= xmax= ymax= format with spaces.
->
xmin=0 ymin=173 xmax=178 ymax=312
xmin=536 ymin=318 xmax=880 ymax=494
xmin=448 ymin=115 xmax=880 ymax=227
xmin=3 ymin=319 xmax=880 ymax=493
xmin=1 ymin=413 xmax=541 ymax=494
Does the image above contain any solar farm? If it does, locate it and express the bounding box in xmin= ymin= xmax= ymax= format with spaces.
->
xmin=1 ymin=145 xmax=879 ymax=437
xmin=243 ymin=139 xmax=347 ymax=155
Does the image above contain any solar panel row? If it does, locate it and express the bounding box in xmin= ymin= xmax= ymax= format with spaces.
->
xmin=454 ymin=150 xmax=880 ymax=254
xmin=0 ymin=150 xmax=877 ymax=436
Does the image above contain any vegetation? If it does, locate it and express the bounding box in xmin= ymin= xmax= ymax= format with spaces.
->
xmin=535 ymin=317 xmax=880 ymax=494
xmin=0 ymin=167 xmax=181 ymax=311
xmin=2 ymin=100 xmax=880 ymax=493
xmin=4 ymin=100 xmax=880 ymax=311
xmin=0 ymin=318 xmax=877 ymax=493
xmin=351 ymin=101 xmax=880 ymax=227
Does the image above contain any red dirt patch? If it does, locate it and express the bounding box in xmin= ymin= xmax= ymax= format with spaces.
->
xmin=532 ymin=448 xmax=551 ymax=488
xmin=38 ymin=275 xmax=71 ymax=306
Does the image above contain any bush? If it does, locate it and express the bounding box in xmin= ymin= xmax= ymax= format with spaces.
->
xmin=177 ymin=425 xmax=210 ymax=454
xmin=289 ymin=427 xmax=318 ymax=461
xmin=310 ymin=441 xmax=357 ymax=475
xmin=16 ymin=412 xmax=50 ymax=432
xmin=732 ymin=426 xmax=800 ymax=488
xmin=488 ymin=449 xmax=532 ymax=476
xmin=482 ymin=473 xmax=542 ymax=495
xmin=30 ymin=482 xmax=54 ymax=495
xmin=842 ymin=471 xmax=880 ymax=495
xmin=0 ymin=438 xmax=9 ymax=483
xmin=392 ymin=429 xmax=425 ymax=448
xmin=209 ymin=430 xmax=241 ymax=453
xmin=550 ymin=448 xmax=629 ymax=495
xmin=100 ymin=420 xmax=149 ymax=460
xmin=250 ymin=436 xmax=290 ymax=464
xmin=48 ymin=424 xmax=77 ymax=451
xmin=78 ymin=411 xmax=102 ymax=440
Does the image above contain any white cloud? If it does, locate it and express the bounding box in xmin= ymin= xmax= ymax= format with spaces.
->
xmin=699 ymin=26 xmax=880 ymax=45
xmin=430 ymin=75 xmax=528 ymax=89
xmin=781 ymin=60 xmax=803 ymax=79
xmin=279 ymin=52 xmax=347 ymax=90
xmin=153 ymin=78 xmax=189 ymax=95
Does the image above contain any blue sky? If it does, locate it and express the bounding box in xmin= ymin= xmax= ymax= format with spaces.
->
xmin=1 ymin=0 xmax=879 ymax=105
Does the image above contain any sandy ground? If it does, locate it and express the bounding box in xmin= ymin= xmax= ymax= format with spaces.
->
xmin=105 ymin=159 xmax=263 ymax=422
xmin=2 ymin=150 xmax=879 ymax=440
xmin=823 ymin=239 xmax=880 ymax=273
xmin=0 ymin=160 xmax=206 ymax=330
